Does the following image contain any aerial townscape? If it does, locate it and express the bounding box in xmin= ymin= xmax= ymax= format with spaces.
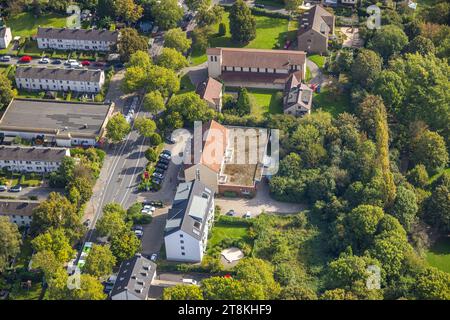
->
xmin=0 ymin=0 xmax=449 ymax=305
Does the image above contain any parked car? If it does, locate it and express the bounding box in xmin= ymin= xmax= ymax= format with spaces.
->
xmin=152 ymin=177 xmax=162 ymax=185
xmin=9 ymin=185 xmax=22 ymax=192
xmin=162 ymin=149 xmax=172 ymax=156
xmin=156 ymin=163 xmax=168 ymax=170
xmin=226 ymin=210 xmax=236 ymax=216
xmin=83 ymin=219 xmax=91 ymax=226
xmin=19 ymin=56 xmax=32 ymax=63
xmin=0 ymin=185 xmax=8 ymax=192
xmin=158 ymin=158 xmax=170 ymax=165
xmin=134 ymin=230 xmax=144 ymax=238
xmin=160 ymin=153 xmax=171 ymax=160
xmin=81 ymin=60 xmax=90 ymax=66
xmin=143 ymin=200 xmax=163 ymax=208
xmin=52 ymin=59 xmax=62 ymax=65
xmin=150 ymin=253 xmax=158 ymax=262
xmin=152 ymin=172 xmax=164 ymax=179
xmin=255 ymin=4 xmax=265 ymax=8
xmin=182 ymin=279 xmax=198 ymax=285
xmin=0 ymin=55 xmax=11 ymax=62
xmin=141 ymin=205 xmax=155 ymax=215
xmin=244 ymin=211 xmax=252 ymax=219
xmin=39 ymin=57 xmax=50 ymax=64
xmin=104 ymin=275 xmax=117 ymax=294
xmin=132 ymin=225 xmax=144 ymax=231
xmin=94 ymin=61 xmax=105 ymax=67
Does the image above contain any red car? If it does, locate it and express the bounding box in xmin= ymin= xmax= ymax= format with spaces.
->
xmin=19 ymin=56 xmax=32 ymax=63
xmin=81 ymin=60 xmax=90 ymax=66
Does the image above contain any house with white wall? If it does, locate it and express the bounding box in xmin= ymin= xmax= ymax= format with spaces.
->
xmin=206 ymin=47 xmax=306 ymax=89
xmin=0 ymin=200 xmax=40 ymax=227
xmin=0 ymin=26 xmax=12 ymax=49
xmin=36 ymin=27 xmax=119 ymax=52
xmin=164 ymin=180 xmax=215 ymax=263
xmin=0 ymin=146 xmax=69 ymax=173
xmin=15 ymin=67 xmax=105 ymax=93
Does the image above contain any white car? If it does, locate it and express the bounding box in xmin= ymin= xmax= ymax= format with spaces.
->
xmin=141 ymin=205 xmax=155 ymax=215
xmin=134 ymin=230 xmax=144 ymax=238
xmin=244 ymin=211 xmax=252 ymax=219
xmin=1 ymin=55 xmax=11 ymax=62
xmin=39 ymin=57 xmax=50 ymax=64
xmin=182 ymin=279 xmax=198 ymax=285
xmin=150 ymin=253 xmax=157 ymax=262
xmin=0 ymin=185 xmax=7 ymax=192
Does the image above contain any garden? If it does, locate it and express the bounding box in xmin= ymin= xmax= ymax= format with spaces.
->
xmin=0 ymin=171 xmax=44 ymax=188
xmin=426 ymin=237 xmax=450 ymax=274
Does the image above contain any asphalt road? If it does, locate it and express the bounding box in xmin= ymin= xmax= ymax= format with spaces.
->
xmin=0 ymin=58 xmax=106 ymax=70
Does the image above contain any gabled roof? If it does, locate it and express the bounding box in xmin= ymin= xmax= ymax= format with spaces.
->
xmin=284 ymin=73 xmax=313 ymax=111
xmin=0 ymin=145 xmax=69 ymax=162
xmin=15 ymin=67 xmax=103 ymax=83
xmin=0 ymin=200 xmax=40 ymax=217
xmin=36 ymin=27 xmax=119 ymax=42
xmin=0 ymin=27 xmax=10 ymax=38
xmin=165 ymin=180 xmax=213 ymax=241
xmin=185 ymin=120 xmax=228 ymax=173
xmin=207 ymin=47 xmax=306 ymax=69
xmin=298 ymin=5 xmax=334 ymax=36
xmin=110 ymin=255 xmax=156 ymax=300
xmin=196 ymin=77 xmax=222 ymax=105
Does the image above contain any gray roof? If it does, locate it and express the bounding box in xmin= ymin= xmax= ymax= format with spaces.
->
xmin=0 ymin=27 xmax=9 ymax=38
xmin=0 ymin=98 xmax=112 ymax=138
xmin=284 ymin=73 xmax=312 ymax=110
xmin=16 ymin=67 xmax=103 ymax=83
xmin=0 ymin=146 xmax=68 ymax=162
xmin=0 ymin=200 xmax=40 ymax=217
xmin=298 ymin=5 xmax=334 ymax=36
xmin=165 ymin=180 xmax=213 ymax=241
xmin=110 ymin=255 xmax=156 ymax=300
xmin=37 ymin=27 xmax=119 ymax=42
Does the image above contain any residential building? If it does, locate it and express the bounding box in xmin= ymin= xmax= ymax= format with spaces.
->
xmin=0 ymin=200 xmax=40 ymax=227
xmin=0 ymin=146 xmax=70 ymax=173
xmin=183 ymin=120 xmax=268 ymax=197
xmin=206 ymin=47 xmax=307 ymax=89
xmin=0 ymin=26 xmax=12 ymax=49
xmin=297 ymin=5 xmax=335 ymax=54
xmin=0 ymin=98 xmax=114 ymax=147
xmin=196 ymin=77 xmax=223 ymax=112
xmin=36 ymin=27 xmax=119 ymax=51
xmin=283 ymin=72 xmax=313 ymax=116
xmin=110 ymin=254 xmax=157 ymax=300
xmin=164 ymin=180 xmax=215 ymax=263
xmin=15 ymin=67 xmax=105 ymax=93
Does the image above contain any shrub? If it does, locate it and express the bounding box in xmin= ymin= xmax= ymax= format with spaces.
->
xmin=218 ymin=22 xmax=226 ymax=36
xmin=145 ymin=148 xmax=158 ymax=162
xmin=148 ymin=133 xmax=162 ymax=146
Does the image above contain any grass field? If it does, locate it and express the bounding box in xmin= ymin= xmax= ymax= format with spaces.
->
xmin=208 ymin=219 xmax=251 ymax=249
xmin=190 ymin=12 xmax=289 ymax=65
xmin=426 ymin=237 xmax=450 ymax=273
xmin=6 ymin=12 xmax=68 ymax=38
xmin=248 ymin=88 xmax=283 ymax=117
xmin=308 ymin=54 xmax=326 ymax=69
xmin=313 ymin=87 xmax=350 ymax=117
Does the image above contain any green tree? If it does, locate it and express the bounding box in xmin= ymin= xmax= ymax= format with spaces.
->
xmin=391 ymin=186 xmax=418 ymax=232
xmin=0 ymin=217 xmax=21 ymax=272
xmin=153 ymin=0 xmax=184 ymax=30
xmin=164 ymin=28 xmax=192 ymax=53
xmin=148 ymin=132 xmax=162 ymax=146
xmin=0 ymin=73 xmax=16 ymax=110
xmin=403 ymin=36 xmax=436 ymax=55
xmin=184 ymin=0 xmax=209 ymax=11
xmin=143 ymin=91 xmax=166 ymax=114
xmin=166 ymin=92 xmax=215 ymax=127
xmin=128 ymin=50 xmax=153 ymax=69
xmin=373 ymin=70 xmax=405 ymax=113
xmin=201 ymin=276 xmax=265 ymax=300
xmin=320 ymin=288 xmax=358 ymax=300
xmin=425 ymin=173 xmax=450 ymax=232
xmin=134 ymin=116 xmax=157 ymax=138
xmin=163 ymin=284 xmax=204 ymax=300
xmin=196 ymin=3 xmax=224 ymax=27
xmin=145 ymin=147 xmax=158 ymax=162
xmin=97 ymin=0 xmax=115 ymax=18
xmin=407 ymin=164 xmax=429 ymax=188
xmin=368 ymin=25 xmax=408 ymax=60
xmin=106 ymin=113 xmax=131 ymax=143
xmin=96 ymin=210 xmax=127 ymax=238
xmin=114 ymin=0 xmax=144 ymax=23
xmin=229 ymin=0 xmax=256 ymax=44
xmin=147 ymin=65 xmax=180 ymax=97
xmin=218 ymin=22 xmax=226 ymax=36
xmin=414 ymin=267 xmax=450 ymax=300
xmin=411 ymin=130 xmax=448 ymax=174
xmin=84 ymin=244 xmax=116 ymax=279
xmin=110 ymin=230 xmax=140 ymax=262
xmin=156 ymin=47 xmax=188 ymax=71
xmin=351 ymin=49 xmax=382 ymax=88
xmin=191 ymin=26 xmax=214 ymax=51
xmin=235 ymin=87 xmax=252 ymax=116
xmin=118 ymin=28 xmax=149 ymax=62
xmin=279 ymin=285 xmax=317 ymax=300
xmin=32 ymin=228 xmax=75 ymax=265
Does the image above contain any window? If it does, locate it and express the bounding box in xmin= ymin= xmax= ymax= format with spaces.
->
xmin=180 ymin=240 xmax=184 ymax=244
xmin=210 ymin=56 xmax=214 ymax=62
xmin=181 ymin=252 xmax=185 ymax=256
xmin=181 ymin=246 xmax=185 ymax=250
xmin=179 ymin=234 xmax=183 ymax=238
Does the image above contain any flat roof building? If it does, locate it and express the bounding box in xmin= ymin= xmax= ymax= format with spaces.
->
xmin=0 ymin=98 xmax=114 ymax=147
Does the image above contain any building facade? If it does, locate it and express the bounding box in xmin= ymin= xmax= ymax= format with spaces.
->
xmin=15 ymin=67 xmax=105 ymax=93
xmin=297 ymin=5 xmax=335 ymax=54
xmin=164 ymin=180 xmax=215 ymax=263
xmin=0 ymin=27 xmax=12 ymax=49
xmin=0 ymin=200 xmax=40 ymax=227
xmin=36 ymin=27 xmax=119 ymax=52
xmin=0 ymin=146 xmax=69 ymax=173
xmin=206 ymin=47 xmax=307 ymax=89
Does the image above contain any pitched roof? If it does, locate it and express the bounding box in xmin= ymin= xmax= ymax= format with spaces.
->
xmin=207 ymin=47 xmax=306 ymax=69
xmin=298 ymin=5 xmax=334 ymax=36
xmin=0 ymin=27 xmax=10 ymax=38
xmin=0 ymin=200 xmax=40 ymax=217
xmin=284 ymin=73 xmax=313 ymax=111
xmin=15 ymin=67 xmax=103 ymax=83
xmin=185 ymin=120 xmax=228 ymax=173
xmin=111 ymin=255 xmax=156 ymax=300
xmin=0 ymin=146 xmax=69 ymax=162
xmin=36 ymin=27 xmax=119 ymax=42
xmin=196 ymin=77 xmax=222 ymax=105
xmin=165 ymin=180 xmax=214 ymax=241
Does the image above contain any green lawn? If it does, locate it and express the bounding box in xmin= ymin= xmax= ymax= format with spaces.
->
xmin=308 ymin=54 xmax=326 ymax=69
xmin=248 ymin=88 xmax=283 ymax=117
xmin=255 ymin=0 xmax=285 ymax=8
xmin=426 ymin=237 xmax=450 ymax=273
xmin=9 ymin=282 xmax=43 ymax=300
xmin=429 ymin=168 xmax=450 ymax=184
xmin=313 ymin=87 xmax=350 ymax=117
xmin=208 ymin=219 xmax=251 ymax=249
xmin=190 ymin=12 xmax=289 ymax=65
xmin=6 ymin=12 xmax=68 ymax=38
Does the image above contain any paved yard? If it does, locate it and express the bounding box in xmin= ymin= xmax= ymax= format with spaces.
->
xmin=215 ymin=180 xmax=307 ymax=216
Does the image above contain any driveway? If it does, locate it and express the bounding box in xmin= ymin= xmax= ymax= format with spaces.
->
xmin=306 ymin=57 xmax=328 ymax=86
xmin=1 ymin=186 xmax=63 ymax=200
xmin=140 ymin=209 xmax=167 ymax=255
xmin=215 ymin=179 xmax=307 ymax=216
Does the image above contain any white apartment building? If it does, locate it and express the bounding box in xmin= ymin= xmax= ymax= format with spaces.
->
xmin=0 ymin=146 xmax=70 ymax=173
xmin=36 ymin=27 xmax=119 ymax=51
xmin=15 ymin=67 xmax=105 ymax=93
xmin=0 ymin=27 xmax=12 ymax=49
xmin=0 ymin=200 xmax=40 ymax=227
xmin=164 ymin=180 xmax=215 ymax=263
